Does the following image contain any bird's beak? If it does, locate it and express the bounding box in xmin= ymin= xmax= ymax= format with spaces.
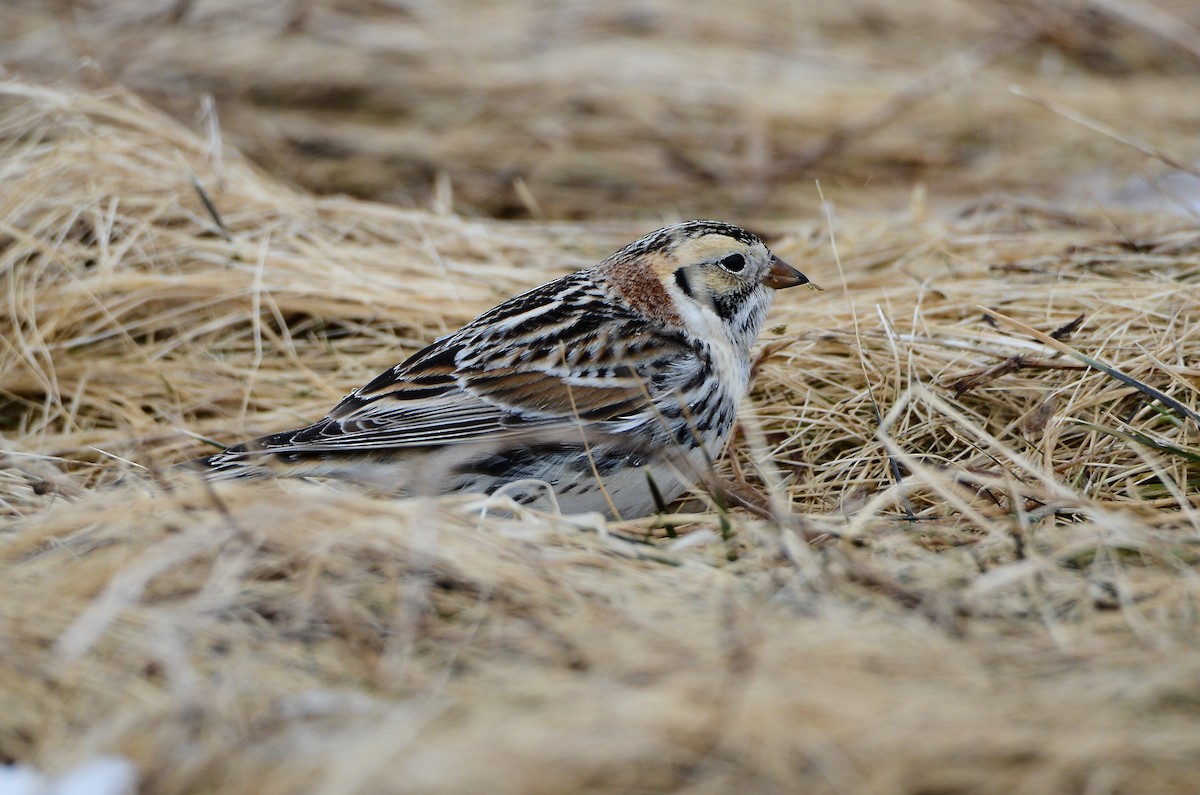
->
xmin=764 ymin=254 xmax=820 ymax=291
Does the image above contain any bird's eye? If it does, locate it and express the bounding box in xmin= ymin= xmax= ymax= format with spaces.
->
xmin=719 ymin=253 xmax=746 ymax=273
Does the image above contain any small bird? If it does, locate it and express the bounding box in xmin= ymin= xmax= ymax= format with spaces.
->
xmin=189 ymin=220 xmax=817 ymax=518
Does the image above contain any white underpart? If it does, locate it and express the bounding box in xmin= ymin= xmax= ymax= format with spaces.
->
xmin=668 ymin=281 xmax=762 ymax=392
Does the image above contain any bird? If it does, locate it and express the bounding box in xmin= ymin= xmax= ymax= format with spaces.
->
xmin=187 ymin=220 xmax=817 ymax=519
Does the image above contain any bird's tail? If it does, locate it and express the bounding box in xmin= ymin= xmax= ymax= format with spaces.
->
xmin=182 ymin=442 xmax=278 ymax=481
xmin=180 ymin=420 xmax=373 ymax=483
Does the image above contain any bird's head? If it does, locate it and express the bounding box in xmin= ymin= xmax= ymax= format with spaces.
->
xmin=598 ymin=220 xmax=818 ymax=350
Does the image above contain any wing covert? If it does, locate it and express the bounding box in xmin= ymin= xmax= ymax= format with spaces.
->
xmin=245 ymin=272 xmax=701 ymax=455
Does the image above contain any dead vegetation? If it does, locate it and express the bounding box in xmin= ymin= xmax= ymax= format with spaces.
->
xmin=5 ymin=0 xmax=1200 ymax=217
xmin=3 ymin=1 xmax=1200 ymax=793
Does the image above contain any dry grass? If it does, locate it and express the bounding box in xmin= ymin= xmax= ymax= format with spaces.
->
xmin=5 ymin=0 xmax=1200 ymax=217
xmin=3 ymin=2 xmax=1200 ymax=792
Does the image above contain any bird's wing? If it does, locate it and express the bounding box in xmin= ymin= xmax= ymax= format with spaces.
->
xmin=246 ymin=275 xmax=698 ymax=454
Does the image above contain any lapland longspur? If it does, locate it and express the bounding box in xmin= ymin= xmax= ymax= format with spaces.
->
xmin=190 ymin=220 xmax=816 ymax=518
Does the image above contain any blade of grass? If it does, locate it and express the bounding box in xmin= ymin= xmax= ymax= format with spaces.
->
xmin=1071 ymin=420 xmax=1200 ymax=465
xmin=981 ymin=307 xmax=1200 ymax=427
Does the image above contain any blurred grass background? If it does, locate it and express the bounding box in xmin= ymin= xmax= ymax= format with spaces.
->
xmin=6 ymin=0 xmax=1200 ymax=219
xmin=3 ymin=2 xmax=1200 ymax=794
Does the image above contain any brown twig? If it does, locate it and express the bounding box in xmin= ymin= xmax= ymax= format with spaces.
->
xmin=947 ymin=315 xmax=1089 ymax=395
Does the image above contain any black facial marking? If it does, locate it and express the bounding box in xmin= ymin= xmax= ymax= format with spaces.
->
xmin=711 ymin=288 xmax=751 ymax=323
xmin=674 ymin=268 xmax=693 ymax=298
